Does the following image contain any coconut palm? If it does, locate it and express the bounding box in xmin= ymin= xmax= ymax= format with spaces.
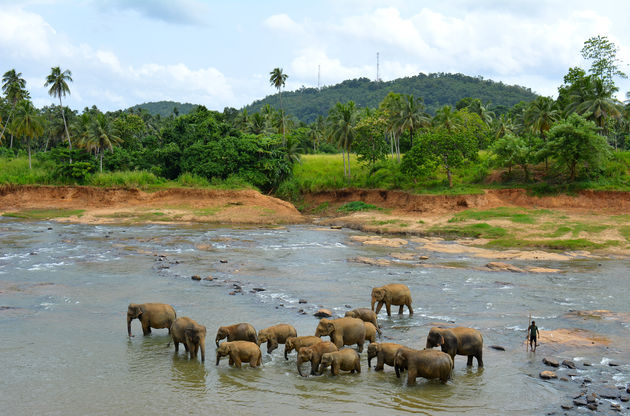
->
xmin=44 ymin=66 xmax=73 ymax=153
xmin=392 ymin=94 xmax=430 ymax=149
xmin=327 ymin=101 xmax=358 ymax=177
xmin=1 ymin=69 xmax=27 ymax=144
xmin=82 ymin=113 xmax=122 ymax=173
xmin=572 ymin=78 xmax=622 ymax=132
xmin=269 ymin=68 xmax=288 ymax=144
xmin=493 ymin=114 xmax=516 ymax=139
xmin=379 ymin=92 xmax=403 ymax=161
xmin=10 ymin=100 xmax=44 ymax=169
xmin=468 ymin=99 xmax=495 ymax=126
xmin=524 ymin=97 xmax=561 ymax=137
xmin=433 ymin=105 xmax=459 ymax=132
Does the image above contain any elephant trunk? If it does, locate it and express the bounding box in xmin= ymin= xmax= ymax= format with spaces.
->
xmin=284 ymin=346 xmax=289 ymax=360
xmin=200 ymin=341 xmax=205 ymax=362
xmin=216 ymin=353 xmax=220 ymax=366
xmin=395 ymin=362 xmax=401 ymax=378
xmin=371 ymin=297 xmax=376 ymax=311
xmin=127 ymin=314 xmax=133 ymax=336
xmin=367 ymin=355 xmax=373 ymax=368
xmin=297 ymin=358 xmax=306 ymax=377
xmin=215 ymin=338 xmax=220 ymax=347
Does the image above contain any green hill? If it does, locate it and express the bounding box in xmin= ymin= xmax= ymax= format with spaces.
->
xmin=128 ymin=101 xmax=198 ymax=117
xmin=245 ymin=72 xmax=539 ymax=123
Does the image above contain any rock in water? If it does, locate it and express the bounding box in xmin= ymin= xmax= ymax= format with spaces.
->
xmin=540 ymin=371 xmax=557 ymax=379
xmin=543 ymin=357 xmax=559 ymax=367
xmin=562 ymin=359 xmax=576 ymax=369
xmin=314 ymin=309 xmax=333 ymax=318
xmin=191 ymin=275 xmax=201 ymax=281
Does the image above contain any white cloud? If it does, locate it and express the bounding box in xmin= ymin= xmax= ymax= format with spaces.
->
xmin=264 ymin=14 xmax=305 ymax=36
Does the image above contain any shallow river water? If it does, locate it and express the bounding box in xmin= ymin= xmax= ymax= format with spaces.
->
xmin=1 ymin=219 xmax=629 ymax=415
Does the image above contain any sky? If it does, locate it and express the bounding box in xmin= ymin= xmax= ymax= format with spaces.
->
xmin=2 ymin=0 xmax=630 ymax=113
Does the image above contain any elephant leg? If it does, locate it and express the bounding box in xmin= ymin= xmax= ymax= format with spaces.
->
xmin=467 ymin=355 xmax=473 ymax=366
xmin=386 ymin=302 xmax=392 ymax=317
xmin=407 ymin=369 xmax=417 ymax=385
xmin=174 ymin=341 xmax=179 ymax=352
xmin=228 ymin=357 xmax=234 ymax=366
xmin=357 ymin=341 xmax=364 ymax=353
xmin=476 ymin=351 xmax=483 ymax=367
xmin=375 ymin=355 xmax=384 ymax=371
xmin=142 ymin=321 xmax=151 ymax=336
xmin=184 ymin=343 xmax=190 ymax=353
xmin=355 ymin=361 xmax=361 ymax=373
xmin=332 ymin=362 xmax=339 ymax=376
xmin=407 ymin=302 xmax=413 ymax=316
xmin=232 ymin=353 xmax=242 ymax=368
xmin=311 ymin=359 xmax=319 ymax=375
xmin=398 ymin=305 xmax=404 ymax=315
xmin=375 ymin=302 xmax=384 ymax=315
xmin=250 ymin=357 xmax=258 ymax=367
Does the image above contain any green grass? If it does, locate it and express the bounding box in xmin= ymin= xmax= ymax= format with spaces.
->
xmin=448 ymin=207 xmax=553 ymax=224
xmin=486 ymin=238 xmax=620 ymax=250
xmin=619 ymin=226 xmax=630 ymax=241
xmin=3 ymin=208 xmax=85 ymax=219
xmin=193 ymin=207 xmax=222 ymax=216
xmin=547 ymin=223 xmax=610 ymax=238
xmin=430 ymin=223 xmax=507 ymax=239
xmin=337 ymin=201 xmax=380 ymax=213
xmin=88 ymin=171 xmax=165 ymax=188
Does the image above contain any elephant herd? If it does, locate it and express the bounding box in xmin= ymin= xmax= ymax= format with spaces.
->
xmin=126 ymin=283 xmax=484 ymax=385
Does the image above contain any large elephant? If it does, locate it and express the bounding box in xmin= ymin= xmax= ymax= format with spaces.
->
xmin=364 ymin=322 xmax=377 ymax=344
xmin=284 ymin=336 xmax=322 ymax=360
xmin=170 ymin=317 xmax=206 ymax=362
xmin=257 ymin=324 xmax=297 ymax=354
xmin=425 ymin=326 xmax=484 ymax=368
xmin=215 ymin=323 xmax=257 ymax=347
xmin=367 ymin=342 xmax=405 ymax=370
xmin=127 ymin=302 xmax=176 ymax=336
xmin=394 ymin=347 xmax=453 ymax=385
xmin=216 ymin=341 xmax=262 ymax=368
xmin=371 ymin=284 xmax=413 ymax=317
xmin=319 ymin=349 xmax=361 ymax=376
xmin=296 ymin=341 xmax=338 ymax=377
xmin=345 ymin=308 xmax=381 ymax=335
xmin=314 ymin=317 xmax=366 ymax=352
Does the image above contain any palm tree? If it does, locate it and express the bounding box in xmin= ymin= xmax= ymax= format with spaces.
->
xmin=379 ymin=92 xmax=403 ymax=161
xmin=269 ymin=68 xmax=288 ymax=144
xmin=392 ymin=94 xmax=429 ymax=149
xmin=525 ymin=97 xmax=561 ymax=136
xmin=44 ymin=66 xmax=73 ymax=154
xmin=327 ymin=101 xmax=358 ymax=177
xmin=1 ymin=69 xmax=27 ymax=145
xmin=468 ymin=99 xmax=495 ymax=126
xmin=10 ymin=101 xmax=44 ymax=169
xmin=82 ymin=113 xmax=122 ymax=173
xmin=433 ymin=105 xmax=459 ymax=132
xmin=572 ymin=78 xmax=621 ymax=133
xmin=493 ymin=114 xmax=516 ymax=139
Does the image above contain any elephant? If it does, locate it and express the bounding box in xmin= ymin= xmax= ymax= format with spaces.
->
xmin=170 ymin=317 xmax=206 ymax=362
xmin=425 ymin=326 xmax=484 ymax=368
xmin=394 ymin=347 xmax=453 ymax=385
xmin=284 ymin=336 xmax=322 ymax=360
xmin=215 ymin=323 xmax=257 ymax=347
xmin=127 ymin=302 xmax=176 ymax=336
xmin=371 ymin=284 xmax=413 ymax=317
xmin=367 ymin=342 xmax=405 ymax=370
xmin=314 ymin=317 xmax=366 ymax=352
xmin=364 ymin=322 xmax=378 ymax=344
xmin=344 ymin=308 xmax=381 ymax=335
xmin=296 ymin=341 xmax=338 ymax=377
xmin=257 ymin=324 xmax=297 ymax=354
xmin=216 ymin=341 xmax=262 ymax=368
xmin=319 ymin=349 xmax=361 ymax=376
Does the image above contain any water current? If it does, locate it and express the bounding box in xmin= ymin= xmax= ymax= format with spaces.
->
xmin=1 ymin=218 xmax=629 ymax=415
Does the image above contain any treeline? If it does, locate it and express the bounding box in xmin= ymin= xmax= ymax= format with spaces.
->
xmin=246 ymin=72 xmax=539 ymax=123
xmin=1 ymin=35 xmax=629 ymax=194
xmin=129 ymin=101 xmax=198 ymax=118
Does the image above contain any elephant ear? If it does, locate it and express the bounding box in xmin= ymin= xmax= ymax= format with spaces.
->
xmin=439 ymin=335 xmax=445 ymax=345
xmin=326 ymin=322 xmax=335 ymax=333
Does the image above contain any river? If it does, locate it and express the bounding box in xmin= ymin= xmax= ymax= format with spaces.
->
xmin=1 ymin=218 xmax=629 ymax=415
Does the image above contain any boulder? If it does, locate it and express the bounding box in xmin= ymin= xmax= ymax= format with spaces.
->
xmin=486 ymin=262 xmax=525 ymax=273
xmin=330 ymin=225 xmax=342 ymax=230
xmin=595 ymin=387 xmax=620 ymax=399
xmin=543 ymin=357 xmax=560 ymax=367
xmin=573 ymin=398 xmax=587 ymax=407
xmin=562 ymin=360 xmax=576 ymax=369
xmin=203 ymin=276 xmax=214 ymax=281
xmin=419 ymin=255 xmax=429 ymax=260
xmin=191 ymin=275 xmax=201 ymax=281
xmin=299 ymin=299 xmax=307 ymax=304
xmin=540 ymin=370 xmax=557 ymax=379
xmin=314 ymin=309 xmax=333 ymax=318
xmin=251 ymin=287 xmax=265 ymax=292
xmin=560 ymin=404 xmax=573 ymax=410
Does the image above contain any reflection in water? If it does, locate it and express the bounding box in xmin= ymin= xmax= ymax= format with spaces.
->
xmin=170 ymin=354 xmax=207 ymax=394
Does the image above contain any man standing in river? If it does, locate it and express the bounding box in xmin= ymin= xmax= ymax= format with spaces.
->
xmin=528 ymin=320 xmax=540 ymax=352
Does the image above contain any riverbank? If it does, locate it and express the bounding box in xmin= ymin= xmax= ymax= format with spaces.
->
xmin=1 ymin=185 xmax=630 ymax=257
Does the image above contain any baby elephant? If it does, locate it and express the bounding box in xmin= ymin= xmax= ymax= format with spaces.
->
xmin=425 ymin=326 xmax=484 ymax=368
xmin=394 ymin=347 xmax=453 ymax=385
xmin=297 ymin=341 xmax=338 ymax=377
xmin=170 ymin=317 xmax=207 ymax=362
xmin=319 ymin=349 xmax=361 ymax=376
xmin=284 ymin=336 xmax=322 ymax=360
xmin=215 ymin=323 xmax=257 ymax=347
xmin=216 ymin=341 xmax=262 ymax=368
xmin=345 ymin=308 xmax=381 ymax=335
xmin=257 ymin=324 xmax=297 ymax=354
xmin=367 ymin=342 xmax=405 ymax=370
xmin=127 ymin=302 xmax=176 ymax=336
xmin=364 ymin=322 xmax=378 ymax=344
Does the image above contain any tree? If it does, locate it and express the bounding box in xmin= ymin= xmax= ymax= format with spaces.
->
xmin=490 ymin=134 xmax=540 ymax=181
xmin=544 ymin=113 xmax=611 ymax=181
xmin=571 ymin=77 xmax=621 ymax=132
xmin=433 ymin=105 xmax=459 ymax=132
xmin=83 ymin=113 xmax=122 ymax=173
xmin=269 ymin=68 xmax=288 ymax=144
xmin=327 ymin=101 xmax=358 ymax=177
xmin=391 ymin=94 xmax=429 ymax=148
xmin=353 ymin=111 xmax=389 ymax=169
xmin=379 ymin=92 xmax=403 ymax=161
xmin=44 ymin=67 xmax=73 ymax=154
xmin=524 ymin=97 xmax=560 ymax=136
xmin=581 ymin=35 xmax=627 ymax=88
xmin=1 ymin=69 xmax=27 ymax=145
xmin=10 ymin=100 xmax=44 ymax=169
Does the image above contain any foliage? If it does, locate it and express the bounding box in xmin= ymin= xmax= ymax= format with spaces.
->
xmin=543 ymin=114 xmax=612 ymax=180
xmin=337 ymin=201 xmax=379 ymax=213
xmin=353 ymin=112 xmax=389 ymax=168
xmin=581 ymin=35 xmax=627 ymax=87
xmin=128 ymin=101 xmax=198 ymax=117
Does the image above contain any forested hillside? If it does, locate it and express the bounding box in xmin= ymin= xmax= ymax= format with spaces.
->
xmin=128 ymin=101 xmax=198 ymax=117
xmin=245 ymin=73 xmax=538 ymax=123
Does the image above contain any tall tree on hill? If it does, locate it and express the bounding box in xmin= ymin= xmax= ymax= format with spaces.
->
xmin=581 ymin=35 xmax=627 ymax=89
xmin=45 ymin=67 xmax=73 ymax=156
xmin=571 ymin=77 xmax=621 ymax=134
xmin=269 ymin=68 xmax=288 ymax=145
xmin=327 ymin=101 xmax=358 ymax=177
xmin=10 ymin=100 xmax=44 ymax=169
xmin=1 ymin=69 xmax=27 ymax=146
xmin=393 ymin=94 xmax=430 ymax=149
xmin=82 ymin=113 xmax=122 ymax=173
